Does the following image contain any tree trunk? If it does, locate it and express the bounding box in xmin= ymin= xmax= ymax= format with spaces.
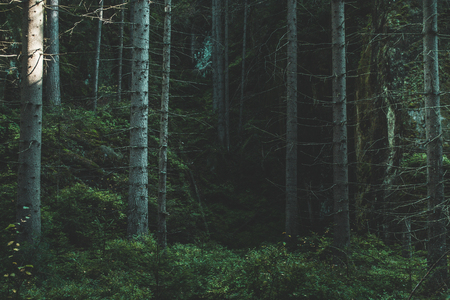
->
xmin=46 ymin=0 xmax=61 ymax=107
xmin=212 ymin=0 xmax=225 ymax=146
xmin=117 ymin=0 xmax=125 ymax=102
xmin=127 ymin=0 xmax=149 ymax=238
xmin=331 ymin=0 xmax=350 ymax=251
xmin=238 ymin=0 xmax=248 ymax=137
xmin=285 ymin=0 xmax=298 ymax=245
xmin=158 ymin=0 xmax=172 ymax=250
xmin=93 ymin=0 xmax=104 ymax=113
xmin=224 ymin=0 xmax=230 ymax=150
xmin=423 ymin=0 xmax=446 ymax=282
xmin=17 ymin=0 xmax=44 ymax=245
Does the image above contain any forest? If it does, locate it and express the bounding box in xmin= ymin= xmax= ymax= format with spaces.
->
xmin=2 ymin=0 xmax=450 ymax=299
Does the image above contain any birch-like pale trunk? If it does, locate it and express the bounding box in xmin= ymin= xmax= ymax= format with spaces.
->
xmin=93 ymin=0 xmax=104 ymax=113
xmin=423 ymin=0 xmax=446 ymax=281
xmin=331 ymin=0 xmax=350 ymax=251
xmin=46 ymin=0 xmax=61 ymax=107
xmin=285 ymin=0 xmax=298 ymax=245
xmin=17 ymin=0 xmax=44 ymax=244
xmin=127 ymin=0 xmax=149 ymax=238
xmin=158 ymin=0 xmax=172 ymax=250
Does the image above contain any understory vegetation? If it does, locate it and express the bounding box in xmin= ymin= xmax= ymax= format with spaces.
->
xmin=0 ymin=104 xmax=446 ymax=299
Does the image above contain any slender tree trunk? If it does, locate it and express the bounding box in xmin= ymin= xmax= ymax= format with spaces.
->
xmin=224 ymin=0 xmax=230 ymax=150
xmin=285 ymin=0 xmax=298 ymax=245
xmin=127 ymin=0 xmax=149 ymax=238
xmin=212 ymin=0 xmax=225 ymax=146
xmin=331 ymin=0 xmax=350 ymax=251
xmin=46 ymin=0 xmax=61 ymax=107
xmin=117 ymin=0 xmax=125 ymax=102
xmin=238 ymin=0 xmax=248 ymax=137
xmin=93 ymin=0 xmax=104 ymax=113
xmin=423 ymin=0 xmax=446 ymax=282
xmin=158 ymin=0 xmax=172 ymax=250
xmin=17 ymin=0 xmax=44 ymax=245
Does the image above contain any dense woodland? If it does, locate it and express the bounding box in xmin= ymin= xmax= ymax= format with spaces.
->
xmin=2 ymin=0 xmax=450 ymax=298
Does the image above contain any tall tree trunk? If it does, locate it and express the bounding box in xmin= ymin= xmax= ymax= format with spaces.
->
xmin=285 ymin=0 xmax=298 ymax=245
xmin=238 ymin=0 xmax=248 ymax=137
xmin=212 ymin=0 xmax=225 ymax=146
xmin=46 ymin=0 xmax=61 ymax=107
xmin=158 ymin=0 xmax=172 ymax=250
xmin=331 ymin=0 xmax=350 ymax=251
xmin=127 ymin=0 xmax=149 ymax=238
xmin=17 ymin=0 xmax=44 ymax=245
xmin=423 ymin=0 xmax=446 ymax=282
xmin=93 ymin=0 xmax=104 ymax=113
xmin=224 ymin=0 xmax=230 ymax=150
xmin=117 ymin=0 xmax=125 ymax=102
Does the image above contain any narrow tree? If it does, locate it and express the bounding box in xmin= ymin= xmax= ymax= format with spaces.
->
xmin=285 ymin=0 xmax=298 ymax=245
xmin=17 ymin=0 xmax=44 ymax=244
xmin=331 ymin=0 xmax=350 ymax=251
xmin=46 ymin=0 xmax=61 ymax=106
xmin=117 ymin=0 xmax=125 ymax=102
xmin=423 ymin=0 xmax=446 ymax=281
xmin=157 ymin=0 xmax=172 ymax=250
xmin=127 ymin=0 xmax=150 ymax=238
xmin=238 ymin=0 xmax=248 ymax=137
xmin=212 ymin=0 xmax=225 ymax=146
xmin=93 ymin=0 xmax=104 ymax=112
xmin=224 ymin=0 xmax=230 ymax=150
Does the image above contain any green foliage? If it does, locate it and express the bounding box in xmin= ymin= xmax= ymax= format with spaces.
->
xmin=5 ymin=234 xmax=442 ymax=299
xmin=43 ymin=183 xmax=126 ymax=249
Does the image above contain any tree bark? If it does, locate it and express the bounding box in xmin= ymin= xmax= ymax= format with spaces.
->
xmin=93 ymin=0 xmax=104 ymax=113
xmin=423 ymin=0 xmax=446 ymax=282
xmin=46 ymin=0 xmax=61 ymax=107
xmin=17 ymin=0 xmax=44 ymax=245
xmin=158 ymin=0 xmax=172 ymax=250
xmin=224 ymin=0 xmax=230 ymax=150
xmin=117 ymin=0 xmax=125 ymax=102
xmin=127 ymin=0 xmax=149 ymax=238
xmin=238 ymin=0 xmax=248 ymax=137
xmin=212 ymin=0 xmax=225 ymax=146
xmin=331 ymin=0 xmax=350 ymax=251
xmin=285 ymin=0 xmax=298 ymax=245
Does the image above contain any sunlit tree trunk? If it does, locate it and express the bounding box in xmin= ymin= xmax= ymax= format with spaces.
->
xmin=158 ymin=0 xmax=172 ymax=250
xmin=46 ymin=0 xmax=61 ymax=107
xmin=117 ymin=0 xmax=125 ymax=102
xmin=17 ymin=0 xmax=44 ymax=245
xmin=423 ymin=0 xmax=446 ymax=282
xmin=93 ymin=0 xmax=104 ymax=113
xmin=331 ymin=0 xmax=350 ymax=251
xmin=285 ymin=0 xmax=298 ymax=245
xmin=127 ymin=0 xmax=149 ymax=238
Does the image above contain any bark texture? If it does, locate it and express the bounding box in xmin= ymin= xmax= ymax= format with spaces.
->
xmin=331 ymin=0 xmax=350 ymax=250
xmin=17 ymin=0 xmax=44 ymax=244
xmin=127 ymin=0 xmax=150 ymax=238
xmin=285 ymin=0 xmax=298 ymax=244
xmin=117 ymin=0 xmax=125 ymax=102
xmin=158 ymin=0 xmax=172 ymax=250
xmin=46 ymin=0 xmax=61 ymax=106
